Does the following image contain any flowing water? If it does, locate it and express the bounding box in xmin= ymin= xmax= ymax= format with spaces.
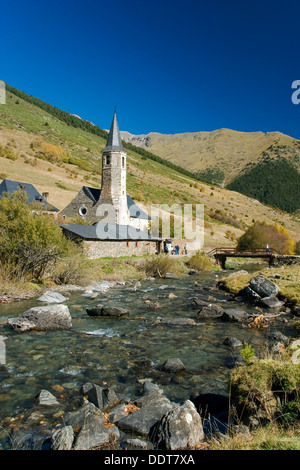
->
xmin=0 ymin=263 xmax=295 ymax=448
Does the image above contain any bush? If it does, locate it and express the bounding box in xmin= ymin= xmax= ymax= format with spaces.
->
xmin=0 ymin=190 xmax=71 ymax=279
xmin=52 ymin=251 xmax=92 ymax=286
xmin=142 ymin=254 xmax=187 ymax=278
xmin=186 ymin=251 xmax=215 ymax=272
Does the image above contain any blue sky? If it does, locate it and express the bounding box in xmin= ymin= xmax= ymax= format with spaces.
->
xmin=1 ymin=0 xmax=300 ymax=138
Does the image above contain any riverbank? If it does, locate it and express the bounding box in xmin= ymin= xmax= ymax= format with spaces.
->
xmin=0 ymin=252 xmax=217 ymax=304
xmin=1 ymin=256 xmax=300 ymax=450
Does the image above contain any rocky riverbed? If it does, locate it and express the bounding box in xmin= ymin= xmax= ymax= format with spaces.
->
xmin=0 ymin=265 xmax=299 ymax=450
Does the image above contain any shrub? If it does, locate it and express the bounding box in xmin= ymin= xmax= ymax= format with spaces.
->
xmin=0 ymin=190 xmax=70 ymax=279
xmin=186 ymin=251 xmax=215 ymax=272
xmin=52 ymin=251 xmax=92 ymax=286
xmin=142 ymin=254 xmax=187 ymax=278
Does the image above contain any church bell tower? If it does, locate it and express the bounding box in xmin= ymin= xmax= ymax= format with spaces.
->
xmin=96 ymin=110 xmax=129 ymax=225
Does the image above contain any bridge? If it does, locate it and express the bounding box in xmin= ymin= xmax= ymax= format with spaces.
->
xmin=206 ymin=247 xmax=300 ymax=269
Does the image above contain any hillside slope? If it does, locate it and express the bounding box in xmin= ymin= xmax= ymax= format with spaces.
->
xmin=0 ymin=85 xmax=299 ymax=249
xmin=120 ymin=129 xmax=300 ymax=186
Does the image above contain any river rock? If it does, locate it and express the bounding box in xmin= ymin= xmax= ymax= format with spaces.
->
xmin=64 ymin=402 xmax=104 ymax=428
xmin=259 ymin=296 xmax=285 ymax=309
xmin=161 ymin=358 xmax=185 ymax=372
xmin=195 ymin=303 xmax=225 ymax=320
xmin=81 ymin=383 xmax=119 ymax=410
xmin=243 ymin=286 xmax=262 ymax=303
xmin=86 ymin=305 xmax=130 ymax=317
xmin=37 ymin=291 xmax=68 ymax=303
xmin=35 ymin=390 xmax=59 ymax=407
xmin=116 ymin=389 xmax=174 ymax=439
xmin=221 ymin=308 xmax=252 ymax=323
xmin=50 ymin=426 xmax=74 ymax=450
xmin=249 ymin=274 xmax=280 ymax=298
xmin=121 ymin=437 xmax=152 ymax=450
xmin=164 ymin=273 xmax=179 ymax=279
xmin=156 ymin=318 xmax=197 ymax=326
xmin=8 ymin=304 xmax=72 ymax=331
xmin=74 ymin=414 xmax=119 ymax=450
xmin=152 ymin=399 xmax=204 ymax=450
xmin=223 ymin=336 xmax=243 ymax=349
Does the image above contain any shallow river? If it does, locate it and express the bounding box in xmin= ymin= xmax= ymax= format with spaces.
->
xmin=0 ymin=263 xmax=295 ymax=447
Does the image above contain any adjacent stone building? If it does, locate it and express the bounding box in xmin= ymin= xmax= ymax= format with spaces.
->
xmin=0 ymin=179 xmax=59 ymax=213
xmin=60 ymin=110 xmax=162 ymax=257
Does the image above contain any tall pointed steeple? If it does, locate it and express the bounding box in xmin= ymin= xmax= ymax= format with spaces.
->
xmin=104 ymin=109 xmax=124 ymax=151
xmin=96 ymin=109 xmax=129 ymax=226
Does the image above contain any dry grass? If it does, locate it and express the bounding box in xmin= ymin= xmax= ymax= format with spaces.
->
xmin=220 ymin=264 xmax=300 ymax=305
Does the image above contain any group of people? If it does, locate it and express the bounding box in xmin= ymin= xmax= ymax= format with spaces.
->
xmin=165 ymin=243 xmax=188 ymax=255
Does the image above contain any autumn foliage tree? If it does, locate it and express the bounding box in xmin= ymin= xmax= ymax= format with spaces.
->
xmin=237 ymin=222 xmax=295 ymax=254
xmin=0 ymin=190 xmax=71 ymax=279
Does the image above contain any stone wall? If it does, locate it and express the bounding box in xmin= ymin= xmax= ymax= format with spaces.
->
xmin=60 ymin=188 xmax=96 ymax=221
xmin=83 ymin=240 xmax=159 ymax=259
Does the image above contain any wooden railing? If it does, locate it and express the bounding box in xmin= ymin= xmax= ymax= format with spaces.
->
xmin=206 ymin=247 xmax=271 ymax=257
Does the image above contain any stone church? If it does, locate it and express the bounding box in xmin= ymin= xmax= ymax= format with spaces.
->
xmin=60 ymin=111 xmax=162 ymax=258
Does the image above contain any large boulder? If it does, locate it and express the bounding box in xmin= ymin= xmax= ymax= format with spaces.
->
xmin=115 ymin=389 xmax=174 ymax=439
xmin=74 ymin=414 xmax=119 ymax=450
xmin=64 ymin=402 xmax=104 ymax=428
xmin=8 ymin=304 xmax=72 ymax=332
xmin=152 ymin=400 xmax=204 ymax=450
xmin=249 ymin=274 xmax=280 ymax=299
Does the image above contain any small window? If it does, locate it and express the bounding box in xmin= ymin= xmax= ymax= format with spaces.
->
xmin=135 ymin=241 xmax=139 ymax=248
xmin=106 ymin=155 xmax=111 ymax=165
xmin=126 ymin=241 xmax=129 ymax=248
xmin=79 ymin=205 xmax=87 ymax=216
xmin=122 ymin=156 xmax=125 ymax=168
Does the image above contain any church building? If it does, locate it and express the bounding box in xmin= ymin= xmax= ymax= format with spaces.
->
xmin=60 ymin=111 xmax=162 ymax=258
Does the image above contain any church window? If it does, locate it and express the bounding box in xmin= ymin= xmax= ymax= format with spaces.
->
xmin=106 ymin=156 xmax=111 ymax=165
xmin=79 ymin=205 xmax=87 ymax=216
xmin=122 ymin=156 xmax=125 ymax=168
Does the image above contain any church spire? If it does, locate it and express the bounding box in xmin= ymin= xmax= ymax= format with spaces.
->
xmin=104 ymin=109 xmax=123 ymax=151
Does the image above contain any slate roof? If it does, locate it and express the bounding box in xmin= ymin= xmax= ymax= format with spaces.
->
xmin=103 ymin=110 xmax=124 ymax=152
xmin=80 ymin=186 xmax=151 ymax=220
xmin=0 ymin=179 xmax=59 ymax=211
xmin=60 ymin=223 xmax=161 ymax=241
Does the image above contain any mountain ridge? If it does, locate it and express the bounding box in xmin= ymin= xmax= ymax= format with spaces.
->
xmin=120 ymin=128 xmax=300 ymax=186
